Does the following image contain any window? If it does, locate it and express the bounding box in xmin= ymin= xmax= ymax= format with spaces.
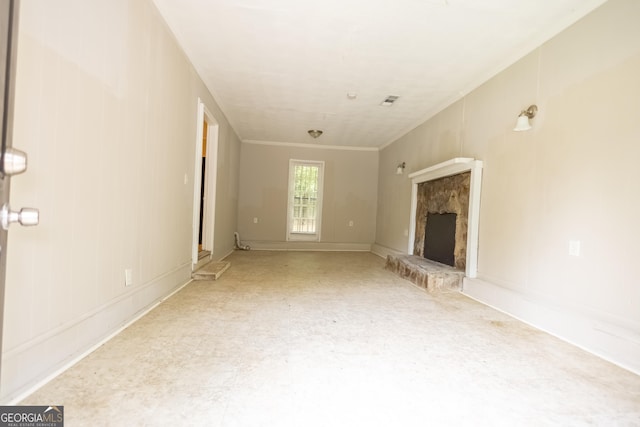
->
xmin=287 ymin=159 xmax=324 ymax=241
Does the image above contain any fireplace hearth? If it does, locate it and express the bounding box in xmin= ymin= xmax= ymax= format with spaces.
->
xmin=385 ymin=254 xmax=464 ymax=293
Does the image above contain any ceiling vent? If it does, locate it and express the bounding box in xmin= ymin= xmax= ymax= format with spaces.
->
xmin=380 ymin=95 xmax=399 ymax=107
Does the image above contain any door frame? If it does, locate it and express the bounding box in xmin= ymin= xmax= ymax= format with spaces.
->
xmin=192 ymin=98 xmax=219 ymax=268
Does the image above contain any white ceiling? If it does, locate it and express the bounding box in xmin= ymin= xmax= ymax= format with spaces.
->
xmin=152 ymin=0 xmax=606 ymax=149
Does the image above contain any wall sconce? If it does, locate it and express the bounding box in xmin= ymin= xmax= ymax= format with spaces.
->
xmin=513 ymin=105 xmax=538 ymax=131
xmin=396 ymin=162 xmax=406 ymax=175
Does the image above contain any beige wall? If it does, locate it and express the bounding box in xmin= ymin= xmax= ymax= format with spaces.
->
xmin=209 ymin=116 xmax=241 ymax=262
xmin=1 ymin=0 xmax=240 ymax=401
xmin=375 ymin=0 xmax=640 ymax=372
xmin=238 ymin=142 xmax=378 ymax=249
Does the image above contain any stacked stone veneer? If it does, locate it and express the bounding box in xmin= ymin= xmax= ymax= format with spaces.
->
xmin=385 ymin=254 xmax=464 ymax=293
xmin=414 ymin=172 xmax=470 ymax=270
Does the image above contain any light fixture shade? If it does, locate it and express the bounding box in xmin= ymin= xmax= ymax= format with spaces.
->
xmin=513 ymin=104 xmax=537 ymax=132
xmin=513 ymin=115 xmax=531 ymax=131
xmin=308 ymin=129 xmax=323 ymax=138
xmin=396 ymin=166 xmax=404 ymax=175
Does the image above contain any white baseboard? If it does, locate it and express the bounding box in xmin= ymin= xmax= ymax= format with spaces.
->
xmin=1 ymin=263 xmax=193 ymax=404
xmin=370 ymin=243 xmax=406 ymax=259
xmin=463 ymin=276 xmax=640 ymax=375
xmin=217 ymin=248 xmax=235 ymax=261
xmin=244 ymin=241 xmax=372 ymax=252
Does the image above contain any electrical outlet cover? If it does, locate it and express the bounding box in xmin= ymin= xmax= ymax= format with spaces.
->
xmin=569 ymin=240 xmax=581 ymax=257
xmin=125 ymin=269 xmax=133 ymax=286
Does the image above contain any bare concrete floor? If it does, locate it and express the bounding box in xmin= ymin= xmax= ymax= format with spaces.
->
xmin=21 ymin=251 xmax=640 ymax=426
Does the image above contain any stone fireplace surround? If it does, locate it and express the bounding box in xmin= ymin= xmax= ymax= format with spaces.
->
xmin=414 ymin=172 xmax=470 ymax=270
xmin=385 ymin=158 xmax=483 ymax=292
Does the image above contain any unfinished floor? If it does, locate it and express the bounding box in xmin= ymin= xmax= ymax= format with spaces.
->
xmin=20 ymin=251 xmax=640 ymax=426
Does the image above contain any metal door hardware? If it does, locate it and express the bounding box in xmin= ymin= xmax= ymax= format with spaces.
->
xmin=1 ymin=203 xmax=39 ymax=230
xmin=2 ymin=147 xmax=27 ymax=176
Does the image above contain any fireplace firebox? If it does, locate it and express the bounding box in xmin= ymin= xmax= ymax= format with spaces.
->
xmin=424 ymin=212 xmax=457 ymax=266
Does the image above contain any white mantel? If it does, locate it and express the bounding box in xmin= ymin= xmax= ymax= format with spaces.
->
xmin=408 ymin=158 xmax=483 ymax=278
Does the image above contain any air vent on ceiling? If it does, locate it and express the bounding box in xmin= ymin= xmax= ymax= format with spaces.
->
xmin=380 ymin=95 xmax=399 ymax=107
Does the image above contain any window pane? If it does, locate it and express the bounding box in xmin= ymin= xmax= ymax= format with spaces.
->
xmin=292 ymin=164 xmax=319 ymax=233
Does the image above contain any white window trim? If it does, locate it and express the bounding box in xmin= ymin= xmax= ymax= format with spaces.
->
xmin=287 ymin=159 xmax=324 ymax=242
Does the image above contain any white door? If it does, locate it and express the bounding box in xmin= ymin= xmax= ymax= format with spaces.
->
xmin=0 ymin=0 xmax=39 ymax=382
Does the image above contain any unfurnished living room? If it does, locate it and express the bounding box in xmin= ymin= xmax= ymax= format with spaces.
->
xmin=1 ymin=0 xmax=639 ymax=425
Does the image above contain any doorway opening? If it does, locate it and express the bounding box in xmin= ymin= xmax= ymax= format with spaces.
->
xmin=192 ymin=98 xmax=219 ymax=269
xmin=198 ymin=118 xmax=208 ymax=254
